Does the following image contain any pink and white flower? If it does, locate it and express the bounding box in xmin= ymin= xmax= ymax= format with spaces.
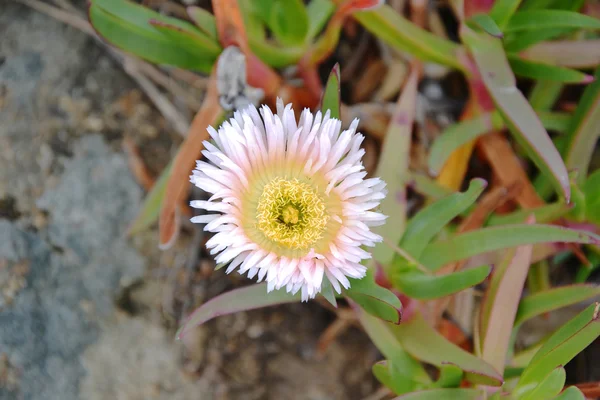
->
xmin=190 ymin=99 xmax=387 ymax=301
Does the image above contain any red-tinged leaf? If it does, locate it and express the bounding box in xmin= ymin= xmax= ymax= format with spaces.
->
xmin=176 ymin=283 xmax=301 ymax=342
xmin=394 ymin=313 xmax=504 ymax=386
xmin=461 ymin=25 xmax=571 ymax=202
xmin=372 ymin=66 xmax=419 ymax=265
xmin=480 ymin=218 xmax=534 ymax=372
xmin=159 ymin=76 xmax=223 ymax=249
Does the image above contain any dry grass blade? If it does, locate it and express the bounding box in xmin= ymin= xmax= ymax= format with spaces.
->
xmin=435 ymin=97 xmax=478 ymax=191
xmin=480 ymin=216 xmax=535 ymax=372
xmin=477 ymin=131 xmax=545 ymax=209
xmin=158 ymin=76 xmax=222 ymax=249
xmin=122 ymin=137 xmax=155 ymax=191
xmin=521 ymin=40 xmax=600 ymax=69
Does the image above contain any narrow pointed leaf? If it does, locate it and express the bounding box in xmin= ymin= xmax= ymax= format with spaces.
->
xmin=516 ymin=303 xmax=600 ymax=390
xmin=428 ymin=115 xmax=502 ymax=175
xmin=515 ymin=284 xmax=600 ymax=327
xmin=489 ymin=0 xmax=523 ymax=29
xmin=467 ymin=14 xmax=503 ymax=37
xmin=89 ymin=3 xmax=215 ymax=72
xmin=306 ymin=0 xmax=336 ymax=39
xmin=400 ymin=179 xmax=486 ymax=259
xmin=269 ymin=0 xmax=309 ymax=46
xmin=372 ymin=68 xmax=418 ymax=264
xmin=149 ymin=20 xmax=222 ymax=56
xmin=504 ymin=27 xmax=572 ymax=52
xmin=584 ymin=169 xmax=600 ymax=225
xmin=505 ymin=10 xmax=600 ymax=32
xmin=353 ymin=5 xmax=465 ymax=72
xmin=462 ymin=26 xmax=570 ymax=201
xmin=320 ymin=276 xmax=338 ymax=307
xmin=508 ymin=56 xmax=593 ymax=83
xmin=320 ymin=63 xmax=341 ymax=119
xmin=177 ymin=283 xmax=300 ymax=340
xmin=564 ymin=67 xmax=600 ymax=183
xmin=486 ymin=202 xmax=570 ymax=226
xmin=391 ymin=264 xmax=491 ymax=300
xmin=187 ymin=6 xmax=218 ymax=39
xmin=421 ymin=224 xmax=600 ymax=271
xmin=394 ymin=313 xmax=503 ymax=386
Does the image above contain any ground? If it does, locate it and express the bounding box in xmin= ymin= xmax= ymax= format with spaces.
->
xmin=0 ymin=4 xmax=378 ymax=399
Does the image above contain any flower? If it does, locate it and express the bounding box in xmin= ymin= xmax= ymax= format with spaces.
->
xmin=190 ymin=99 xmax=387 ymax=301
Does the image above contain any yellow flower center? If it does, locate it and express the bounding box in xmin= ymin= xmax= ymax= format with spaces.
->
xmin=256 ymin=177 xmax=329 ymax=250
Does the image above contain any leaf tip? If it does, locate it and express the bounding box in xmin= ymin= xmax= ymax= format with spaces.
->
xmin=582 ymin=75 xmax=596 ymax=84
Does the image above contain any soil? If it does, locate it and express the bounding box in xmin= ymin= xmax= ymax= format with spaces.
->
xmin=0 ymin=3 xmax=379 ymax=399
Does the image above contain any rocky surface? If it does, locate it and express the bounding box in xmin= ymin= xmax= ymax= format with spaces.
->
xmin=0 ymin=3 xmax=377 ymax=400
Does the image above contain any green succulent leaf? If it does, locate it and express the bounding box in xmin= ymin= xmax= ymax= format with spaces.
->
xmin=505 ymin=10 xmax=600 ymax=32
xmin=421 ymin=224 xmax=600 ymax=271
xmin=391 ymin=263 xmax=491 ymax=300
xmin=516 ymin=303 xmax=600 ymax=392
xmin=346 ymin=271 xmax=402 ymax=324
xmin=400 ymin=179 xmax=486 ymax=260
xmin=508 ymin=56 xmax=593 ymax=83
xmin=395 ymin=313 xmax=503 ymax=386
xmin=515 ymin=284 xmax=600 ymax=327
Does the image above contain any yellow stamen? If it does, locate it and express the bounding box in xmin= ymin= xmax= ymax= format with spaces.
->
xmin=256 ymin=177 xmax=328 ymax=250
xmin=281 ymin=204 xmax=300 ymax=225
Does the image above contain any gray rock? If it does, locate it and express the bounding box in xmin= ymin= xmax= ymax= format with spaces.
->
xmin=0 ymin=135 xmax=145 ymax=400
